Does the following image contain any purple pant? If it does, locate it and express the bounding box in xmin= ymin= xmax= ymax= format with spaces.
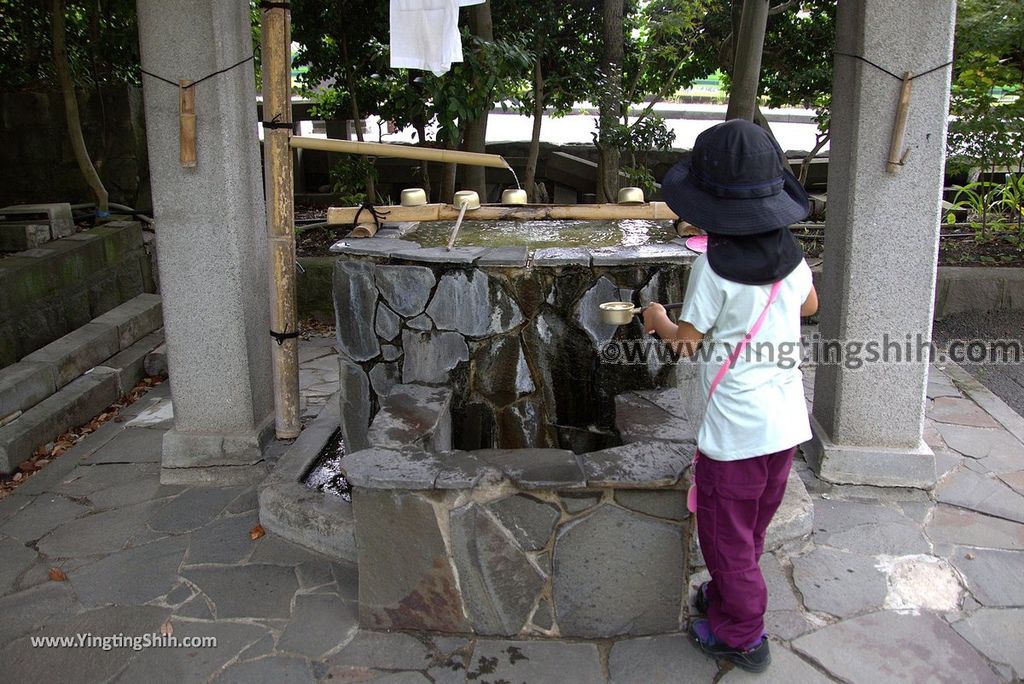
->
xmin=695 ymin=446 xmax=796 ymax=648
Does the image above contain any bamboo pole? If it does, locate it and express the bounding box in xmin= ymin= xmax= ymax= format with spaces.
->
xmin=261 ymin=3 xmax=301 ymax=439
xmin=327 ymin=202 xmax=680 ymax=226
xmin=290 ymin=136 xmax=511 ymax=170
xmin=886 ymin=71 xmax=913 ymax=174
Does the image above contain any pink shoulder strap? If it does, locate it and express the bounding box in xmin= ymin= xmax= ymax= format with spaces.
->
xmin=706 ymin=280 xmax=782 ymax=400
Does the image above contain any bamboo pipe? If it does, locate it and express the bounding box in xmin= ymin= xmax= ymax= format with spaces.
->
xmin=261 ymin=3 xmax=301 ymax=439
xmin=327 ymin=202 xmax=680 ymax=226
xmin=290 ymin=136 xmax=511 ymax=170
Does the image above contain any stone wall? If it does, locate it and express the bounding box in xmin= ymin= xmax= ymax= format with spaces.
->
xmin=330 ymin=234 xmax=695 ymax=454
xmin=341 ymin=383 xmax=696 ymax=639
xmin=0 ymin=221 xmax=155 ymax=367
xmin=0 ymin=87 xmax=149 ymax=209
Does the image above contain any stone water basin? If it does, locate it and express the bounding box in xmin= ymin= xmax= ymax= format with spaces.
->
xmin=326 ymin=219 xmax=701 ymax=638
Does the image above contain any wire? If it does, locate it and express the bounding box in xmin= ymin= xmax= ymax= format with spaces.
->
xmin=831 ymin=52 xmax=950 ymax=81
xmin=140 ymin=48 xmax=258 ymax=90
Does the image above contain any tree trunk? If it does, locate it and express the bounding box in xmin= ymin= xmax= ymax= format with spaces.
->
xmin=596 ymin=0 xmax=624 ymax=202
xmin=524 ymin=59 xmax=544 ymax=202
xmin=440 ymin=131 xmax=461 ymax=204
xmin=342 ymin=37 xmax=375 ymax=201
xmin=726 ymin=0 xmax=769 ymax=121
xmin=460 ymin=1 xmax=494 ymax=198
xmin=51 ymin=0 xmax=108 ymax=213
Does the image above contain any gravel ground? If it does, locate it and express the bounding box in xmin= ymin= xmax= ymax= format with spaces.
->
xmin=933 ymin=309 xmax=1024 ymax=416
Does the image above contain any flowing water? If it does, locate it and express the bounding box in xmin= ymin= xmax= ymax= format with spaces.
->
xmin=408 ymin=219 xmax=677 ymax=249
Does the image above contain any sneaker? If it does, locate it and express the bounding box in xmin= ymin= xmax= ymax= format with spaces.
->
xmin=694 ymin=582 xmax=710 ymax=615
xmin=688 ymin=618 xmax=771 ymax=673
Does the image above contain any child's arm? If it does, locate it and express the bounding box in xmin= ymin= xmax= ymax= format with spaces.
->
xmin=800 ymin=285 xmax=818 ymax=316
xmin=643 ymin=303 xmax=705 ymax=357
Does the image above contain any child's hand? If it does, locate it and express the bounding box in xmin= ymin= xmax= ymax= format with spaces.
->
xmin=642 ymin=303 xmax=666 ymax=335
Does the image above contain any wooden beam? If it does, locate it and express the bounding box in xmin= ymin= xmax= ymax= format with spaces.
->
xmin=326 ymin=202 xmax=681 ymax=226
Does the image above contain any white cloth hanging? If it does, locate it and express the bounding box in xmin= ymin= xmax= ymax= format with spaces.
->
xmin=390 ymin=0 xmax=485 ymax=77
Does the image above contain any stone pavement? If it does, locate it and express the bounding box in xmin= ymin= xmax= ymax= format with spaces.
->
xmin=0 ymin=336 xmax=1022 ymax=682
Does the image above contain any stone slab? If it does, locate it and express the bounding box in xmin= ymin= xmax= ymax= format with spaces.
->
xmin=466 ymin=640 xmax=602 ymax=683
xmin=953 ymin=608 xmax=1024 ymax=679
xmin=325 ymin=631 xmax=434 ymax=671
xmin=334 ymin=260 xmax=380 ymax=362
xmin=934 ymin=422 xmax=1024 ymax=473
xmin=22 ymin=322 xmax=119 ymax=388
xmin=532 ymin=247 xmax=590 ymax=266
xmin=217 ymin=656 xmax=314 ymax=684
xmin=487 ymin=494 xmax=561 ymax=551
xmin=936 ymin=467 xmax=1024 ymax=524
xmin=590 ymin=243 xmax=694 ymax=266
xmin=90 ymin=293 xmax=163 ymax=350
xmin=375 ymin=302 xmax=401 ymax=341
xmin=791 ymin=547 xmax=887 ymax=618
xmin=185 ymin=510 xmax=262 ymax=565
xmin=392 ymin=246 xmax=486 ymax=265
xmin=366 ymin=383 xmax=453 ymax=452
xmin=0 ymin=361 xmax=57 ymax=419
xmin=614 ymin=490 xmax=687 ymax=521
xmin=374 ymin=264 xmax=435 ymax=317
xmin=926 ymin=505 xmax=1024 ymax=551
xmin=477 ymin=246 xmax=529 ymax=267
xmin=330 ymin=238 xmax=421 ymax=256
xmin=581 ymin=441 xmax=693 ymax=488
xmin=607 ymin=633 xmax=718 ymax=684
xmin=277 ymin=593 xmax=359 ymax=659
xmin=0 ymin=581 xmax=79 ymax=648
xmin=182 ymin=564 xmax=299 ymax=619
xmin=450 ymin=502 xmax=546 ymax=635
xmin=473 ymin=449 xmax=586 ymax=489
xmin=0 ymin=203 xmax=74 ymax=238
xmin=0 ymin=537 xmax=41 ymax=597
xmin=339 ymin=357 xmax=372 ymax=453
xmin=426 ymin=270 xmax=523 ymax=338
xmin=83 ymin=425 xmax=164 ymax=465
xmin=401 ymin=329 xmax=469 ymax=385
xmin=614 ymin=391 xmax=697 ymax=445
xmin=352 ymin=489 xmax=469 ymax=632
xmin=147 ymin=486 xmax=243 ymax=533
xmin=34 ymin=499 xmax=161 ymax=558
xmin=342 ymin=448 xmax=444 ymax=490
xmin=553 ymin=504 xmax=684 ymax=637
xmin=117 ymin=619 xmax=269 ymax=684
xmin=96 ymin=330 xmax=165 ymax=394
xmin=949 ymin=546 xmax=1024 ymax=606
xmin=792 ymin=610 xmax=996 ymax=683
xmin=0 ymin=606 xmax=170 ymax=683
xmin=0 ymin=494 xmax=90 ymax=542
xmin=0 ymin=368 xmax=119 ymax=474
xmin=70 ymin=535 xmax=188 ymax=607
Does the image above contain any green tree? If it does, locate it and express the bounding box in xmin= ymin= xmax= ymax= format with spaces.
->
xmin=494 ymin=0 xmax=599 ymax=200
xmin=947 ymin=0 xmax=1023 ymax=175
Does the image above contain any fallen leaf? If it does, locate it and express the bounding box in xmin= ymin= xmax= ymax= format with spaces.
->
xmin=965 ymin=552 xmax=975 ymax=560
xmin=12 ymin=472 xmax=22 ymax=481
xmin=249 ymin=524 xmax=266 ymax=541
xmin=160 ymin=619 xmax=173 ymax=637
xmin=48 ymin=567 xmax=67 ymax=582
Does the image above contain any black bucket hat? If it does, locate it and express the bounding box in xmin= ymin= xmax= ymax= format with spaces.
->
xmin=662 ymin=119 xmax=810 ymax=235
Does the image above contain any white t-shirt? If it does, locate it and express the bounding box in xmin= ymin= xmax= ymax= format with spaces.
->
xmin=678 ymin=253 xmax=813 ymax=461
xmin=390 ymin=0 xmax=484 ymax=77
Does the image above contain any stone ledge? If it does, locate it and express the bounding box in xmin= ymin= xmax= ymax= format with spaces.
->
xmin=365 ymin=383 xmax=453 ymax=452
xmin=91 ymin=293 xmax=162 ymax=349
xmin=0 ymin=368 xmax=120 ymax=474
xmin=22 ymin=322 xmax=120 ymax=388
xmin=258 ymin=393 xmax=357 ymax=562
xmin=0 ymin=361 xmax=57 ymax=419
xmin=160 ymin=415 xmax=275 ymax=486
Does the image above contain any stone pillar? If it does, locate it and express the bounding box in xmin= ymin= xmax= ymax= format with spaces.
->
xmin=137 ymin=0 xmax=274 ymax=485
xmin=805 ymin=0 xmax=956 ymax=488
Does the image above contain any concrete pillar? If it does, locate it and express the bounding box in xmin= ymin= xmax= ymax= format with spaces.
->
xmin=805 ymin=0 xmax=956 ymax=488
xmin=137 ymin=0 xmax=274 ymax=485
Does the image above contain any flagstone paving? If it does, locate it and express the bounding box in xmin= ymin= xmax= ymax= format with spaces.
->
xmin=0 ymin=341 xmax=1022 ymax=682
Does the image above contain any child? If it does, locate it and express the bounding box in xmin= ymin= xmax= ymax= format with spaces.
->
xmin=643 ymin=119 xmax=818 ymax=673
